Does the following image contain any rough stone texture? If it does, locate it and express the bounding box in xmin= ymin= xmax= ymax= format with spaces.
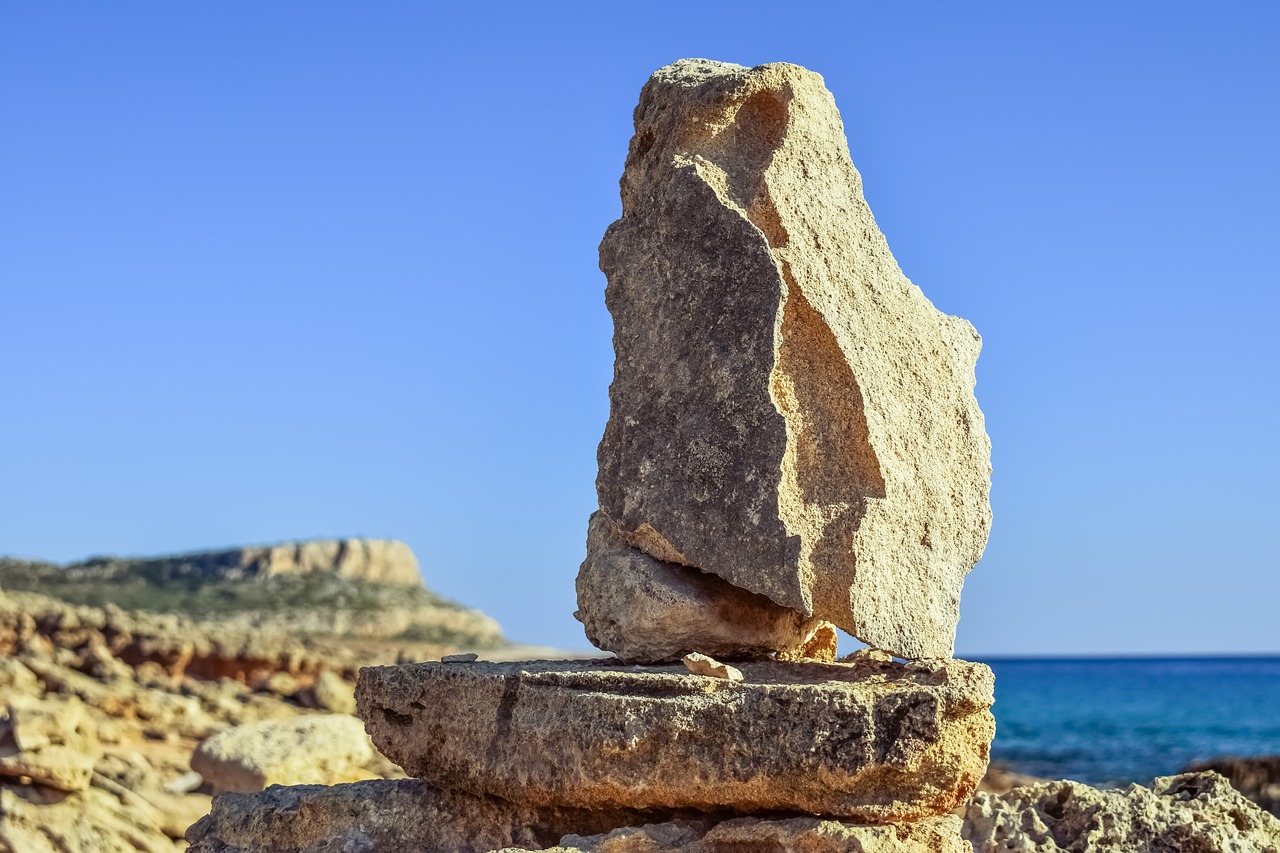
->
xmin=575 ymin=512 xmax=822 ymax=662
xmin=590 ymin=58 xmax=991 ymax=660
xmin=1185 ymin=756 xmax=1280 ymax=816
xmin=522 ymin=815 xmax=966 ymax=853
xmin=682 ymin=653 xmax=743 ymax=681
xmin=358 ymin=657 xmax=994 ymax=821
xmin=186 ymin=779 xmax=697 ymax=853
xmin=190 ymin=715 xmax=374 ymax=794
xmin=777 ymin=623 xmax=839 ymax=662
xmin=963 ymin=771 xmax=1280 ymax=852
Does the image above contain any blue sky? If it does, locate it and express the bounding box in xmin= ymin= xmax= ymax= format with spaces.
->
xmin=3 ymin=3 xmax=1277 ymax=655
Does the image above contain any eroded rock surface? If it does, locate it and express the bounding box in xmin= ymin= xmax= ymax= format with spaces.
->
xmin=524 ymin=814 xmax=967 ymax=853
xmin=575 ymin=512 xmax=823 ymax=662
xmin=964 ymin=771 xmax=1280 ymax=852
xmin=185 ymin=779 xmax=694 ymax=853
xmin=358 ymin=657 xmax=994 ymax=821
xmin=1185 ymin=755 xmax=1280 ymax=817
xmin=588 ymin=58 xmax=991 ymax=660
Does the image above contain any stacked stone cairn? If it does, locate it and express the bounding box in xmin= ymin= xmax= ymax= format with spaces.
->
xmin=189 ymin=58 xmax=995 ymax=853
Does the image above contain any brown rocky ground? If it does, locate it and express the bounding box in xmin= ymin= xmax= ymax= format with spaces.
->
xmin=0 ymin=581 xmax=519 ymax=851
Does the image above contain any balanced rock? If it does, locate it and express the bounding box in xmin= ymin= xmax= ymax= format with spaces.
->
xmin=576 ymin=511 xmax=824 ymax=662
xmin=964 ymin=772 xmax=1280 ymax=852
xmin=191 ymin=714 xmax=374 ymax=794
xmin=587 ymin=58 xmax=991 ymax=660
xmin=358 ymin=656 xmax=994 ymax=821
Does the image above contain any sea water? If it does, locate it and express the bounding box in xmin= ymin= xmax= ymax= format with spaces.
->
xmin=982 ymin=656 xmax=1280 ymax=786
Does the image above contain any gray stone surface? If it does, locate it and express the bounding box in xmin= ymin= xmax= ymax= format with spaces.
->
xmin=589 ymin=58 xmax=991 ymax=660
xmin=357 ymin=657 xmax=995 ymax=821
xmin=964 ymin=771 xmax=1280 ymax=852
xmin=186 ymin=778 xmax=696 ymax=853
xmin=575 ymin=512 xmax=823 ymax=662
xmin=521 ymin=815 xmax=967 ymax=853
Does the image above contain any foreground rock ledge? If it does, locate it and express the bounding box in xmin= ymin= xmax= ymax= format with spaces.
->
xmin=358 ymin=657 xmax=994 ymax=821
xmin=523 ymin=814 xmax=967 ymax=853
xmin=186 ymin=780 xmax=969 ymax=853
xmin=965 ymin=771 xmax=1280 ymax=852
xmin=589 ymin=58 xmax=992 ymax=661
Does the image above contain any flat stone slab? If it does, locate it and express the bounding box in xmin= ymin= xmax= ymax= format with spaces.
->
xmin=525 ymin=814 xmax=967 ymax=853
xmin=357 ymin=657 xmax=994 ymax=821
xmin=186 ymin=779 xmax=701 ymax=853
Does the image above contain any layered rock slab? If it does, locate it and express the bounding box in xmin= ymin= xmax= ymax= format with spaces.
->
xmin=186 ymin=778 xmax=699 ymax=853
xmin=523 ymin=815 xmax=967 ymax=853
xmin=589 ymin=58 xmax=991 ymax=660
xmin=357 ymin=657 xmax=994 ymax=821
xmin=964 ymin=772 xmax=1280 ymax=852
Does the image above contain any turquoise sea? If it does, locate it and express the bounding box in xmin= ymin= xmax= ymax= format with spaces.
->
xmin=983 ymin=657 xmax=1280 ymax=785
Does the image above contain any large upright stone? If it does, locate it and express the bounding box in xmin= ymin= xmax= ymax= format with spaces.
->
xmin=357 ymin=657 xmax=995 ymax=821
xmin=588 ymin=59 xmax=991 ymax=660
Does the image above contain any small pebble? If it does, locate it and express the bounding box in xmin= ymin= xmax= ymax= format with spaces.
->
xmin=441 ymin=653 xmax=479 ymax=663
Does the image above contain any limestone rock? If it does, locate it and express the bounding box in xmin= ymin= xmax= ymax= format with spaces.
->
xmin=682 ymin=652 xmax=742 ymax=681
xmin=777 ymin=622 xmax=839 ymax=662
xmin=576 ymin=513 xmax=823 ymax=662
xmin=233 ymin=539 xmax=422 ymax=586
xmin=190 ymin=714 xmax=373 ymax=794
xmin=358 ymin=657 xmax=994 ymax=821
xmin=1184 ymin=755 xmax=1280 ymax=816
xmin=525 ymin=814 xmax=967 ymax=853
xmin=963 ymin=771 xmax=1280 ymax=852
xmin=590 ymin=59 xmax=991 ymax=660
xmin=0 ymin=698 xmax=101 ymax=792
xmin=186 ymin=778 xmax=692 ymax=853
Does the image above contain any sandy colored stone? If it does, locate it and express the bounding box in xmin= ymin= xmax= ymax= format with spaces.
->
xmin=575 ymin=512 xmax=822 ymax=662
xmin=190 ymin=714 xmax=373 ymax=794
xmin=591 ymin=58 xmax=991 ymax=660
xmin=0 ymin=780 xmax=174 ymax=853
xmin=303 ymin=670 xmax=356 ymax=715
xmin=525 ymin=815 xmax=966 ymax=853
xmin=185 ymin=778 xmax=694 ymax=853
xmin=358 ymin=657 xmax=994 ymax=821
xmin=0 ymin=697 xmax=101 ymax=792
xmin=235 ymin=538 xmax=422 ymax=586
xmin=963 ymin=771 xmax=1280 ymax=852
xmin=777 ymin=623 xmax=839 ymax=662
xmin=1184 ymin=755 xmax=1280 ymax=816
xmin=682 ymin=653 xmax=742 ymax=681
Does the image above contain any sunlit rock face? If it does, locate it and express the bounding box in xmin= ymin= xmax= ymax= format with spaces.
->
xmin=586 ymin=58 xmax=992 ymax=661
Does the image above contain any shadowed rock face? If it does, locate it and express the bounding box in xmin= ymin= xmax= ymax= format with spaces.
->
xmin=356 ymin=657 xmax=995 ymax=822
xmin=587 ymin=58 xmax=992 ymax=660
xmin=575 ymin=512 xmax=824 ymax=662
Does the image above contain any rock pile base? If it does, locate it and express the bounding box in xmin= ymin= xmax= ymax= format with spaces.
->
xmin=188 ymin=656 xmax=995 ymax=851
xmin=357 ymin=657 xmax=994 ymax=821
